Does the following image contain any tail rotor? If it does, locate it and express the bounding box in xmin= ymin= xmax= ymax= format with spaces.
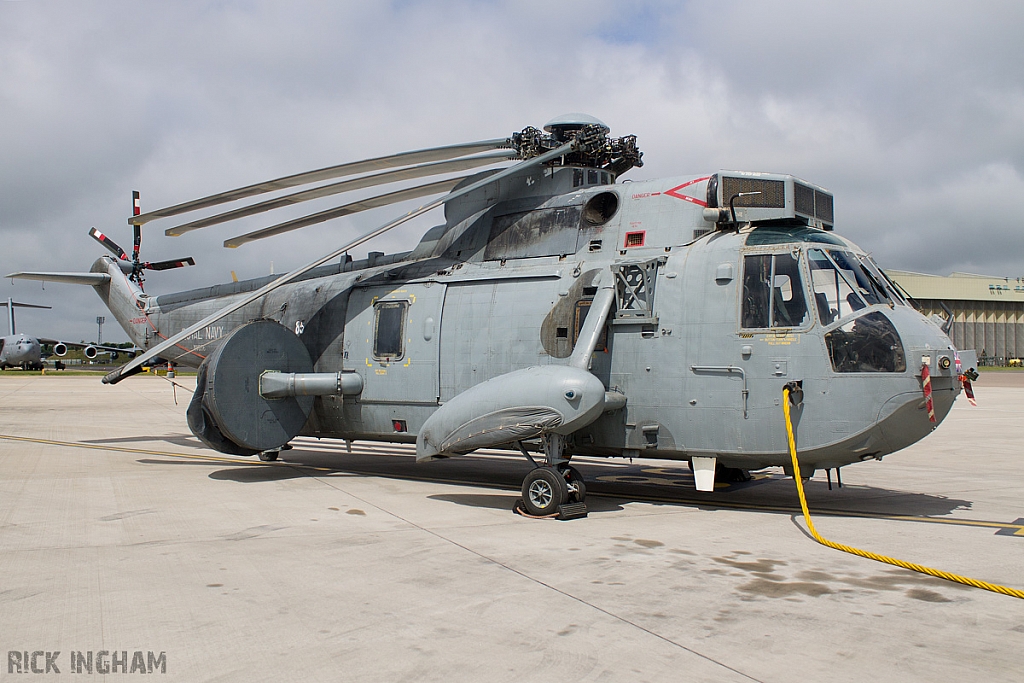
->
xmin=88 ymin=191 xmax=195 ymax=290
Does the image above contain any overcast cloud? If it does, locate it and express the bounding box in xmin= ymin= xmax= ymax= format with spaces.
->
xmin=2 ymin=0 xmax=1022 ymax=342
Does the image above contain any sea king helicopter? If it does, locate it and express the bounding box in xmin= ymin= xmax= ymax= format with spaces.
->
xmin=10 ymin=114 xmax=977 ymax=518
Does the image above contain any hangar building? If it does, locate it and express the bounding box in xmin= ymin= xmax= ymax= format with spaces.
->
xmin=886 ymin=270 xmax=1024 ymax=365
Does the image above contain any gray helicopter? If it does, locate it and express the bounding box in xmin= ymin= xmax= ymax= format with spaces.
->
xmin=10 ymin=114 xmax=977 ymax=518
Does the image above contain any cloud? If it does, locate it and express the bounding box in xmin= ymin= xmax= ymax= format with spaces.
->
xmin=1 ymin=0 xmax=1022 ymax=340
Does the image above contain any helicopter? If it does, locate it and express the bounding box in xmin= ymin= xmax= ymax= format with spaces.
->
xmin=9 ymin=114 xmax=977 ymax=518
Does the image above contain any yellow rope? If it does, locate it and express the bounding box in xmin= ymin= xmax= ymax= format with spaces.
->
xmin=782 ymin=388 xmax=1024 ymax=600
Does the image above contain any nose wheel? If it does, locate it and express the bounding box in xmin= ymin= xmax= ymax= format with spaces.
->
xmin=516 ymin=437 xmax=588 ymax=519
xmin=521 ymin=467 xmax=568 ymax=516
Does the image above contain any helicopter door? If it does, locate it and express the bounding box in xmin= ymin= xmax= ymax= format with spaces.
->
xmin=343 ymin=283 xmax=445 ymax=405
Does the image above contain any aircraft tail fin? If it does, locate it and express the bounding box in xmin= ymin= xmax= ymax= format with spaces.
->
xmin=5 ymin=272 xmax=111 ymax=286
xmin=0 ymin=297 xmax=54 ymax=335
xmin=7 ymin=258 xmax=148 ymax=349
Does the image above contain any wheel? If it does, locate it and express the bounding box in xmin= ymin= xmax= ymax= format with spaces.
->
xmin=257 ymin=450 xmax=280 ymax=462
xmin=559 ymin=465 xmax=587 ymax=503
xmin=521 ymin=467 xmax=568 ymax=516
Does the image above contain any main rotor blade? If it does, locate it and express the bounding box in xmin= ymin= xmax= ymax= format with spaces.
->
xmin=89 ymin=228 xmax=128 ymax=260
xmin=165 ymin=151 xmax=517 ymax=237
xmin=131 ymin=138 xmax=512 ymax=226
xmin=144 ymin=257 xmax=196 ymax=271
xmin=223 ymin=177 xmax=466 ymax=248
xmin=104 ymin=139 xmax=577 ymax=385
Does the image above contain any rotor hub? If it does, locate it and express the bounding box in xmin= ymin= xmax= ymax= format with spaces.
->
xmin=510 ymin=115 xmax=643 ymax=178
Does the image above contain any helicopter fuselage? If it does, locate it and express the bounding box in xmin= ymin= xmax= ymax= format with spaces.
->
xmin=91 ymin=166 xmax=969 ymax=474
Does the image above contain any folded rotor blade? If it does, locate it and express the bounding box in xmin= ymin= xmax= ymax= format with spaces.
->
xmin=89 ymin=228 xmax=128 ymax=260
xmin=165 ymin=151 xmax=517 ymax=237
xmin=224 ymin=177 xmax=466 ymax=249
xmin=131 ymin=138 xmax=512 ymax=226
xmin=144 ymin=257 xmax=196 ymax=271
xmin=104 ymin=139 xmax=577 ymax=385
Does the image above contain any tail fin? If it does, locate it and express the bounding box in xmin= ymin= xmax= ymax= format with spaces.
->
xmin=6 ymin=257 xmax=148 ymax=348
xmin=0 ymin=297 xmax=53 ymax=335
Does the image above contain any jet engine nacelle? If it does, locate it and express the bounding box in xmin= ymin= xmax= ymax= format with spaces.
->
xmin=53 ymin=343 xmax=68 ymax=357
xmin=416 ymin=365 xmax=616 ymax=461
xmin=83 ymin=345 xmax=98 ymax=359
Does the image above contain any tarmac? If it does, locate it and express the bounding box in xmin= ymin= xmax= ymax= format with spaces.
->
xmin=0 ymin=371 xmax=1021 ymax=682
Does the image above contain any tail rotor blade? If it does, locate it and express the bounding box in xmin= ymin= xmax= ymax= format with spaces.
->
xmin=89 ymin=228 xmax=128 ymax=260
xmin=133 ymin=225 xmax=142 ymax=263
xmin=143 ymin=257 xmax=196 ymax=271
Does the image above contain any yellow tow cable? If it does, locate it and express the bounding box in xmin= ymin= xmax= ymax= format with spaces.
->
xmin=782 ymin=387 xmax=1024 ymax=600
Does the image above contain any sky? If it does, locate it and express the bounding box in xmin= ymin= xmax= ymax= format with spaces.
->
xmin=2 ymin=0 xmax=1023 ymax=342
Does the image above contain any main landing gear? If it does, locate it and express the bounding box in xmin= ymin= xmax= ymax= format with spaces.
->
xmin=516 ymin=435 xmax=588 ymax=520
xmin=257 ymin=443 xmax=293 ymax=462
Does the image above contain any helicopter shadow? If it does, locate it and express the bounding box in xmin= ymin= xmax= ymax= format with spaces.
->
xmin=198 ymin=447 xmax=974 ymax=519
xmin=428 ymin=492 xmax=626 ymax=514
xmin=81 ymin=433 xmax=206 ymax=450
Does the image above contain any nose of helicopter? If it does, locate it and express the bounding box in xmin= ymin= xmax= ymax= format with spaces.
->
xmin=874 ymin=306 xmax=968 ymax=454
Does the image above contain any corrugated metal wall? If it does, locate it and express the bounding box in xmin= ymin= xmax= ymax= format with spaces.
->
xmin=916 ymin=299 xmax=1024 ymax=363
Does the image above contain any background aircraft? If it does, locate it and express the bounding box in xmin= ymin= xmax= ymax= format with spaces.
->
xmin=0 ymin=297 xmax=137 ymax=370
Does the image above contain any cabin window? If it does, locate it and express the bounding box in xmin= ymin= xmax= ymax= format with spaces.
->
xmin=372 ymin=301 xmax=408 ymax=360
xmin=741 ymin=253 xmax=808 ymax=329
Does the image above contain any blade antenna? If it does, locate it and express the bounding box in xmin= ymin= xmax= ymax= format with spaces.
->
xmin=104 ymin=132 xmax=592 ymax=385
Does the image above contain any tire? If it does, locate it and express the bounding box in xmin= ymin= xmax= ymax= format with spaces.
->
xmin=257 ymin=450 xmax=280 ymax=462
xmin=560 ymin=465 xmax=586 ymax=503
xmin=521 ymin=467 xmax=568 ymax=516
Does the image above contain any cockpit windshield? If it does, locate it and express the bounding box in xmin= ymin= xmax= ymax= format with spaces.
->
xmin=808 ymin=248 xmax=891 ymax=325
xmin=858 ymin=254 xmax=908 ymax=306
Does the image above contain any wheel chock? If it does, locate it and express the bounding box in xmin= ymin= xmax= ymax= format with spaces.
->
xmin=556 ymin=501 xmax=588 ymax=520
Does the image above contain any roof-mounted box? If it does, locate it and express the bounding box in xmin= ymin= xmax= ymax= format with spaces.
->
xmin=703 ymin=171 xmax=833 ymax=230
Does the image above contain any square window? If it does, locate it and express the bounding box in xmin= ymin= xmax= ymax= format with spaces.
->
xmin=373 ymin=301 xmax=408 ymax=360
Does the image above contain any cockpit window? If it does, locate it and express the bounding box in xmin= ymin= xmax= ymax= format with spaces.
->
xmin=825 ymin=311 xmax=906 ymax=372
xmin=742 ymin=252 xmax=808 ymax=329
xmin=858 ymin=255 xmax=907 ymax=305
xmin=827 ymin=250 xmax=887 ymax=305
xmin=746 ymin=226 xmax=845 ymax=246
xmin=809 ymin=249 xmax=867 ymax=325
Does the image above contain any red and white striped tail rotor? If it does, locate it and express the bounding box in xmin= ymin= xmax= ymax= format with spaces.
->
xmin=86 ymin=190 xmax=195 ymax=290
